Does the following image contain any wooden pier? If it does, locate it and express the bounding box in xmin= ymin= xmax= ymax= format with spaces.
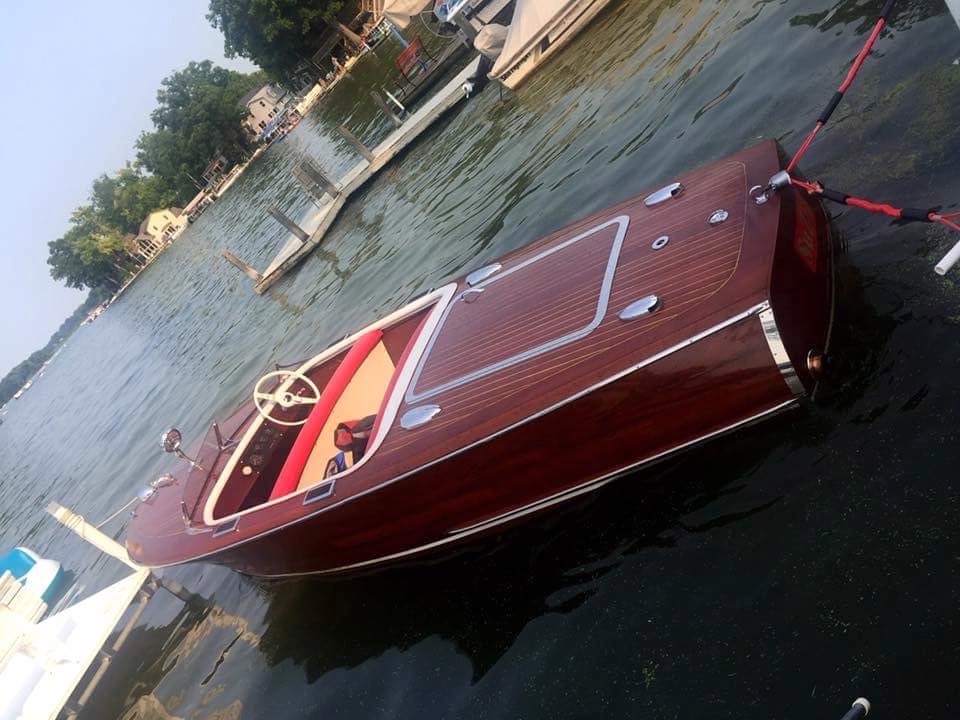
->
xmin=226 ymin=56 xmax=482 ymax=295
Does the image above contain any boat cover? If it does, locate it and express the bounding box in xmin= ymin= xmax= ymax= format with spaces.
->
xmin=474 ymin=23 xmax=508 ymax=59
xmin=948 ymin=0 xmax=960 ymax=29
xmin=383 ymin=0 xmax=433 ymax=29
xmin=491 ymin=0 xmax=581 ymax=77
xmin=0 ymin=547 xmax=36 ymax=580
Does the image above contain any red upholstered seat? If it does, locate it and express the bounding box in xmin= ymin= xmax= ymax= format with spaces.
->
xmin=268 ymin=329 xmax=384 ymax=501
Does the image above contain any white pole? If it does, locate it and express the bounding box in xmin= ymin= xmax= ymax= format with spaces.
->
xmin=384 ymin=89 xmax=407 ymax=114
xmin=935 ymin=239 xmax=960 ymax=275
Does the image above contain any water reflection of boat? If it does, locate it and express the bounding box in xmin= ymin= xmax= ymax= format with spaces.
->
xmin=490 ymin=0 xmax=616 ymax=89
xmin=127 ymin=141 xmax=833 ymax=577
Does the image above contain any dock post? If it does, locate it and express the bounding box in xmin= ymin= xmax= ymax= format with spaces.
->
xmin=451 ymin=14 xmax=478 ymax=44
xmin=267 ymin=205 xmax=310 ymax=242
xmin=222 ymin=251 xmax=264 ymax=282
xmin=46 ymin=501 xmax=141 ymax=570
xmin=370 ymin=90 xmax=405 ymax=127
xmin=336 ymin=125 xmax=376 ymax=163
xmin=293 ymin=161 xmax=340 ymax=200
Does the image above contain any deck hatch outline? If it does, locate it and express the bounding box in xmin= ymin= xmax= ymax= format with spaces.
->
xmin=405 ymin=215 xmax=630 ymax=404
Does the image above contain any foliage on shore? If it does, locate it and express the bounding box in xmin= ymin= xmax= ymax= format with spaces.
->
xmin=25 ymin=5 xmax=350 ymax=397
xmin=0 ymin=289 xmax=111 ymax=407
xmin=137 ymin=61 xmax=268 ymax=200
xmin=208 ymin=0 xmax=344 ymax=79
xmin=46 ymin=62 xmax=267 ymax=292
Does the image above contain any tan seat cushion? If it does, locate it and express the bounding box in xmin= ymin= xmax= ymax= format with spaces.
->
xmin=298 ymin=341 xmax=395 ymax=489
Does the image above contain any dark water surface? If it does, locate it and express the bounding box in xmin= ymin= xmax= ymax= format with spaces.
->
xmin=2 ymin=1 xmax=960 ymax=717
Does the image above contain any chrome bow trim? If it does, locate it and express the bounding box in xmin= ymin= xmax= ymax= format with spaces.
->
xmin=759 ymin=308 xmax=805 ymax=396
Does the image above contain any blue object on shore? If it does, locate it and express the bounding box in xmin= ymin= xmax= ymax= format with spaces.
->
xmin=0 ymin=546 xmax=63 ymax=603
xmin=257 ymin=115 xmax=287 ymax=142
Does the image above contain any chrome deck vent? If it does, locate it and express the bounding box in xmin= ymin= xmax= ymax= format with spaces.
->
xmin=652 ymin=235 xmax=669 ymax=250
xmin=619 ymin=295 xmax=661 ymax=320
xmin=644 ymin=183 xmax=684 ymax=207
xmin=401 ymin=405 xmax=441 ymax=430
xmin=466 ymin=263 xmax=502 ymax=286
xmin=709 ymin=209 xmax=729 ymax=225
xmin=304 ymin=480 xmax=336 ymax=505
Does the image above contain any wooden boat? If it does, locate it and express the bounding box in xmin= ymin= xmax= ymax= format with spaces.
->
xmin=126 ymin=141 xmax=833 ymax=577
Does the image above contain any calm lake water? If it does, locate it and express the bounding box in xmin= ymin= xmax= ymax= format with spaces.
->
xmin=2 ymin=1 xmax=960 ymax=717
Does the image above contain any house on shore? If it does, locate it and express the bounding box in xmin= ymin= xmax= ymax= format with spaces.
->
xmin=125 ymin=233 xmax=162 ymax=268
xmin=140 ymin=208 xmax=187 ymax=244
xmin=240 ymin=85 xmax=289 ymax=136
xmin=126 ymin=207 xmax=187 ymax=267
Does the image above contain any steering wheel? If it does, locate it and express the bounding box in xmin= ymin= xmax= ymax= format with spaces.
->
xmin=253 ymin=370 xmax=321 ymax=427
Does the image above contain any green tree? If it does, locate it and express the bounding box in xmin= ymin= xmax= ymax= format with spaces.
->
xmin=45 ymin=62 xmax=268 ymax=295
xmin=207 ymin=0 xmax=344 ymax=78
xmin=46 ymin=206 xmax=136 ymax=291
xmin=89 ymin=173 xmax=128 ymax=232
xmin=88 ymin=169 xmax=176 ymax=235
xmin=136 ymin=61 xmax=267 ymax=200
xmin=111 ymin=169 xmax=179 ymax=232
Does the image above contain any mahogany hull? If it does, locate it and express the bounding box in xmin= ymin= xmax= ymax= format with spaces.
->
xmin=127 ymin=140 xmax=834 ymax=576
xmin=210 ymin=318 xmax=795 ymax=576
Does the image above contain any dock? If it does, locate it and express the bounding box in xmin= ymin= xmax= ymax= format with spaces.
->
xmin=0 ymin=502 xmax=153 ymax=720
xmin=226 ymin=55 xmax=483 ymax=295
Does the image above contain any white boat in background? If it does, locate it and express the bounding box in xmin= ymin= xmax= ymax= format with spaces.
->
xmin=383 ymin=0 xmax=431 ymax=29
xmin=947 ymin=0 xmax=960 ymax=30
xmin=490 ymin=0 xmax=615 ymax=89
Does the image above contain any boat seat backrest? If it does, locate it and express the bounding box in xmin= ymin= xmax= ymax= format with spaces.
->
xmin=298 ymin=343 xmax=397 ymax=489
xmin=268 ymin=329 xmax=384 ymax=501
